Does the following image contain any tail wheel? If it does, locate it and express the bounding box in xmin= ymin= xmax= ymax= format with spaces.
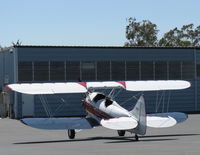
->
xmin=68 ymin=129 xmax=75 ymax=139
xmin=135 ymin=134 xmax=139 ymax=141
xmin=117 ymin=130 xmax=126 ymax=136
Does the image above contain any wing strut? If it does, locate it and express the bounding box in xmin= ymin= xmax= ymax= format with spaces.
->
xmin=155 ymin=90 xmax=171 ymax=113
xmin=38 ymin=95 xmax=53 ymax=118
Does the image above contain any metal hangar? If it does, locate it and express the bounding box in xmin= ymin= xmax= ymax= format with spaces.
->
xmin=0 ymin=45 xmax=200 ymax=119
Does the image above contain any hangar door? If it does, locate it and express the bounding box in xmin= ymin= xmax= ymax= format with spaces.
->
xmin=22 ymin=94 xmax=34 ymax=117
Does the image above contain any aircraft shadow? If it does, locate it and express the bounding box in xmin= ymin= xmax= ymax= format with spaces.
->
xmin=13 ymin=133 xmax=200 ymax=145
xmin=14 ymin=137 xmax=133 ymax=144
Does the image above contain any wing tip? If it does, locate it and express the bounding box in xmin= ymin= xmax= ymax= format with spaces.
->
xmin=189 ymin=81 xmax=192 ymax=87
xmin=20 ymin=119 xmax=28 ymax=125
xmin=5 ymin=85 xmax=12 ymax=90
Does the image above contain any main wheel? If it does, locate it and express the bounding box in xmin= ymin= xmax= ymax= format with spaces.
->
xmin=135 ymin=134 xmax=139 ymax=141
xmin=117 ymin=130 xmax=126 ymax=136
xmin=68 ymin=129 xmax=75 ymax=139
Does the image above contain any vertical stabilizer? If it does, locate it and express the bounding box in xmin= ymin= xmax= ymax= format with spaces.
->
xmin=130 ymin=95 xmax=146 ymax=135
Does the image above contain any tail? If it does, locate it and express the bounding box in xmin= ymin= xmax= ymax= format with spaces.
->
xmin=129 ymin=95 xmax=147 ymax=135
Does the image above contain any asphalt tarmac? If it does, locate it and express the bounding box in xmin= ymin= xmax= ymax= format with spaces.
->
xmin=0 ymin=114 xmax=200 ymax=155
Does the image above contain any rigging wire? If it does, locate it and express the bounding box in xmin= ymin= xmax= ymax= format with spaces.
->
xmin=120 ymin=92 xmax=143 ymax=106
xmin=155 ymin=91 xmax=159 ymax=113
xmin=166 ymin=91 xmax=171 ymax=112
xmin=52 ymin=97 xmax=68 ymax=116
xmin=112 ymin=89 xmax=123 ymax=99
xmin=162 ymin=91 xmax=166 ymax=113
xmin=108 ymin=88 xmax=122 ymax=99
xmin=39 ymin=95 xmax=52 ymax=118
xmin=155 ymin=90 xmax=171 ymax=113
xmin=108 ymin=88 xmax=116 ymax=98
xmin=155 ymin=91 xmax=165 ymax=113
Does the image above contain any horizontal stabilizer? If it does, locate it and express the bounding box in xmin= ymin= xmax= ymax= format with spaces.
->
xmin=6 ymin=80 xmax=191 ymax=95
xmin=147 ymin=112 xmax=188 ymax=128
xmin=100 ymin=117 xmax=138 ymax=130
xmin=21 ymin=117 xmax=94 ymax=130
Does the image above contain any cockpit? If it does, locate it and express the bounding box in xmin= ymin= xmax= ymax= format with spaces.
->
xmin=93 ymin=93 xmax=106 ymax=102
xmin=105 ymin=98 xmax=113 ymax=107
xmin=92 ymin=93 xmax=113 ymax=107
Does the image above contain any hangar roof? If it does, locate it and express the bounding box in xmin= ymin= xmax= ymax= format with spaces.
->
xmin=14 ymin=45 xmax=200 ymax=49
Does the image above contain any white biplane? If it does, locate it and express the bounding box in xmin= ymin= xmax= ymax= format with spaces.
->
xmin=6 ymin=80 xmax=190 ymax=141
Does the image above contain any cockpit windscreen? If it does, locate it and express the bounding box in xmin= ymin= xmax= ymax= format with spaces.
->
xmin=93 ymin=93 xmax=106 ymax=102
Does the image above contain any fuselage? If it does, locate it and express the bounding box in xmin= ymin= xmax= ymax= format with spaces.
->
xmin=83 ymin=92 xmax=132 ymax=123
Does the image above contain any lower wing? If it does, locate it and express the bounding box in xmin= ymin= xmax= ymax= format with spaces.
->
xmin=100 ymin=117 xmax=138 ymax=130
xmin=147 ymin=112 xmax=188 ymax=128
xmin=21 ymin=117 xmax=99 ymax=130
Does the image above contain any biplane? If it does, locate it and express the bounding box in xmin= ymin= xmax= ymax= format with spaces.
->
xmin=6 ymin=80 xmax=190 ymax=141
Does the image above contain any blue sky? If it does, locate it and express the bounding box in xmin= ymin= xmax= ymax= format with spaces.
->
xmin=1 ymin=0 xmax=200 ymax=47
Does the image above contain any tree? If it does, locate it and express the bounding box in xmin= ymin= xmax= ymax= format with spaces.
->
xmin=159 ymin=24 xmax=200 ymax=46
xmin=125 ymin=18 xmax=200 ymax=47
xmin=12 ymin=39 xmax=22 ymax=46
xmin=125 ymin=18 xmax=159 ymax=47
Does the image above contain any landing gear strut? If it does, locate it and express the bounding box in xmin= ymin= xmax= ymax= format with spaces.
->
xmin=68 ymin=129 xmax=75 ymax=139
xmin=135 ymin=134 xmax=139 ymax=141
xmin=117 ymin=130 xmax=126 ymax=136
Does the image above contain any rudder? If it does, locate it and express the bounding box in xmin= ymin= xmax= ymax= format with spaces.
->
xmin=129 ymin=95 xmax=147 ymax=135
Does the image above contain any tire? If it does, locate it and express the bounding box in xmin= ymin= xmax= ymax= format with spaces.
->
xmin=135 ymin=134 xmax=139 ymax=141
xmin=117 ymin=130 xmax=126 ymax=136
xmin=68 ymin=129 xmax=75 ymax=139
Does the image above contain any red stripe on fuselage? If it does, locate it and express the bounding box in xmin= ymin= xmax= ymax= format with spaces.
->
xmin=83 ymin=101 xmax=113 ymax=119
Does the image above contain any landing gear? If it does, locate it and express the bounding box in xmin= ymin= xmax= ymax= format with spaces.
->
xmin=68 ymin=129 xmax=75 ymax=139
xmin=135 ymin=134 xmax=139 ymax=141
xmin=117 ymin=130 xmax=126 ymax=136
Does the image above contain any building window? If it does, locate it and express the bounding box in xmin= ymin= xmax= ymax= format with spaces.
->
xmin=34 ymin=62 xmax=49 ymax=81
xmin=141 ymin=61 xmax=154 ymax=80
xmin=66 ymin=61 xmax=80 ymax=81
xmin=169 ymin=62 xmax=181 ymax=80
xmin=155 ymin=62 xmax=167 ymax=80
xmin=182 ymin=61 xmax=194 ymax=79
xmin=126 ymin=61 xmax=139 ymax=80
xmin=111 ymin=61 xmax=125 ymax=80
xmin=50 ymin=61 xmax=65 ymax=81
xmin=18 ymin=61 xmax=33 ymax=82
xmin=81 ymin=61 xmax=96 ymax=81
xmin=97 ymin=61 xmax=110 ymax=81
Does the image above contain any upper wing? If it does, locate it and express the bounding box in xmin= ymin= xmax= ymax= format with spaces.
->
xmin=146 ymin=112 xmax=188 ymax=128
xmin=125 ymin=80 xmax=191 ymax=91
xmin=6 ymin=80 xmax=191 ymax=95
xmin=6 ymin=82 xmax=88 ymax=94
xmin=21 ymin=117 xmax=99 ymax=130
xmin=100 ymin=117 xmax=138 ymax=130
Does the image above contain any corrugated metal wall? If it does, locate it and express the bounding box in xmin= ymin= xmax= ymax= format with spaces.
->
xmin=0 ymin=52 xmax=3 ymax=88
xmin=0 ymin=49 xmax=16 ymax=118
xmin=12 ymin=47 xmax=199 ymax=118
xmin=18 ymin=47 xmax=194 ymax=61
xmin=196 ymin=49 xmax=200 ymax=111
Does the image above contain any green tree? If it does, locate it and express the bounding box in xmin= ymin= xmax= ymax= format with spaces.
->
xmin=125 ymin=18 xmax=200 ymax=47
xmin=125 ymin=18 xmax=158 ymax=47
xmin=12 ymin=39 xmax=22 ymax=46
xmin=159 ymin=24 xmax=200 ymax=46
